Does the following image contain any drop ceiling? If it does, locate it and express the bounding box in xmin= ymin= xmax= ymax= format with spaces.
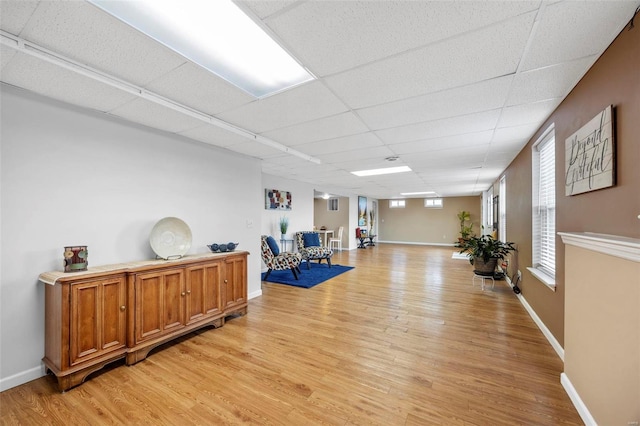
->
xmin=1 ymin=1 xmax=637 ymax=199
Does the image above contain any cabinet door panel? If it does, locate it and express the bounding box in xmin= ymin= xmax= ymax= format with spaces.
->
xmin=70 ymin=276 xmax=126 ymax=366
xmin=223 ymin=256 xmax=247 ymax=311
xmin=204 ymin=263 xmax=223 ymax=316
xmin=102 ymin=278 xmax=126 ymax=350
xmin=186 ymin=266 xmax=205 ymax=323
xmin=136 ymin=273 xmax=163 ymax=342
xmin=71 ymin=282 xmax=99 ymax=364
xmin=186 ymin=263 xmax=222 ymax=325
xmin=163 ymin=270 xmax=185 ymax=332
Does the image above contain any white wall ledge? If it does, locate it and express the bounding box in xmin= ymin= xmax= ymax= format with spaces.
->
xmin=526 ymin=267 xmax=556 ymax=291
xmin=558 ymin=232 xmax=640 ymax=263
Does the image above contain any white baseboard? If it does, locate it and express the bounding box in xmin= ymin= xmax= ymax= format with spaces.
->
xmin=0 ymin=364 xmax=46 ymax=392
xmin=561 ymin=373 xmax=597 ymax=426
xmin=504 ymin=279 xmax=595 ymax=423
xmin=376 ymin=240 xmax=456 ymax=247
xmin=248 ymin=289 xmax=262 ymax=300
xmin=505 ymin=276 xmax=564 ymax=361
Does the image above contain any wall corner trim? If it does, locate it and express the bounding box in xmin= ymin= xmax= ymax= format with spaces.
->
xmin=561 ymin=373 xmax=597 ymax=426
xmin=559 ymin=232 xmax=640 ymax=262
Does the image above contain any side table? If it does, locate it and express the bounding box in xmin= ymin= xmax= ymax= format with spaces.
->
xmin=280 ymin=238 xmax=294 ymax=252
xmin=357 ymin=235 xmax=367 ymax=248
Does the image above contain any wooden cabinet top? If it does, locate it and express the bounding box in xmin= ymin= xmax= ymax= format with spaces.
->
xmin=39 ymin=251 xmax=249 ymax=285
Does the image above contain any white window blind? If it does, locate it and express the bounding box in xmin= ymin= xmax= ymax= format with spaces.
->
xmin=532 ymin=126 xmax=556 ymax=279
xmin=499 ymin=175 xmax=506 ymax=242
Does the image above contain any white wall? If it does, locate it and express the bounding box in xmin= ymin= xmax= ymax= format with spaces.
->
xmin=0 ymin=86 xmax=263 ymax=390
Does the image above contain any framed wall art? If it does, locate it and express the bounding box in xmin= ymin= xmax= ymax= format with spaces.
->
xmin=565 ymin=105 xmax=615 ymax=196
xmin=358 ymin=196 xmax=367 ymax=226
xmin=265 ymin=189 xmax=292 ymax=210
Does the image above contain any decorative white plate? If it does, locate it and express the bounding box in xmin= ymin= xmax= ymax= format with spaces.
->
xmin=149 ymin=217 xmax=192 ymax=260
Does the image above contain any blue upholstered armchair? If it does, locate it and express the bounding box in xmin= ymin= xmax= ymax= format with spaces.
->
xmin=295 ymin=231 xmax=333 ymax=269
xmin=260 ymin=235 xmax=302 ymax=280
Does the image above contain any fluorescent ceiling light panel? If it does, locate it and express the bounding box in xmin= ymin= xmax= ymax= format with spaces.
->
xmin=351 ymin=166 xmax=412 ymax=177
xmin=400 ymin=191 xmax=436 ymax=196
xmin=89 ymin=0 xmax=314 ymax=98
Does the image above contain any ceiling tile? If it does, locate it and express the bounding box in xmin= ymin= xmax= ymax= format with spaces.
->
xmin=108 ymin=98 xmax=205 ymax=134
xmin=261 ymin=112 xmax=370 ymax=146
xmin=521 ymin=1 xmax=637 ymax=71
xmin=178 ymin=124 xmax=251 ymax=149
xmin=358 ymin=75 xmax=513 ymax=130
xmin=409 ymin=145 xmax=490 ymax=163
xmin=1 ymin=51 xmax=136 ymax=112
xmin=226 ymin=141 xmax=285 ymax=159
xmin=376 ymin=109 xmax=501 ymax=145
xmin=497 ymin=99 xmax=561 ymax=128
xmin=237 ymin=0 xmax=300 ymax=20
xmin=262 ymin=153 xmax=312 ymax=167
xmin=216 ymin=81 xmax=348 ymax=133
xmin=490 ymin=123 xmax=540 ymax=149
xmin=324 ymin=12 xmax=535 ymax=109
xmin=265 ymin=1 xmax=539 ymax=76
xmin=1 ymin=44 xmax=17 ymax=70
xmin=391 ymin=131 xmax=494 ymax=155
xmin=506 ymin=56 xmax=595 ymax=106
xmin=144 ymin=63 xmax=255 ymax=116
xmin=0 ymin=0 xmax=39 ymax=35
xmin=297 ymin=133 xmax=383 ymax=156
xmin=321 ymin=146 xmax=401 ymax=167
xmin=20 ymin=1 xmax=186 ymax=86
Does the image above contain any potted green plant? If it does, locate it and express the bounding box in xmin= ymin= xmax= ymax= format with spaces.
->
xmin=457 ymin=235 xmax=516 ymax=275
xmin=279 ymin=216 xmax=289 ymax=237
xmin=457 ymin=210 xmax=474 ymax=242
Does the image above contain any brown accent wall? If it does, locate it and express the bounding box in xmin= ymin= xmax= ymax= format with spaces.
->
xmin=503 ymin=25 xmax=640 ymax=346
xmin=379 ymin=196 xmax=481 ymax=244
xmin=314 ymin=196 xmax=350 ymax=248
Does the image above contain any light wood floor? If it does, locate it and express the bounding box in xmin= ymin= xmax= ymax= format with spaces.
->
xmin=1 ymin=244 xmax=582 ymax=425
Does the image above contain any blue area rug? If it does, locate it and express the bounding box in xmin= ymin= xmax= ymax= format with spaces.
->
xmin=262 ymin=262 xmax=354 ymax=288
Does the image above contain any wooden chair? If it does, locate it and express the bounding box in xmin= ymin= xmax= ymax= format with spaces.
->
xmin=328 ymin=226 xmax=344 ymax=251
xmin=260 ymin=235 xmax=302 ymax=280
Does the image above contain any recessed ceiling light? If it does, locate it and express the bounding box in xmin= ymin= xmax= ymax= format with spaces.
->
xmin=351 ymin=166 xmax=412 ymax=177
xmin=88 ymin=0 xmax=314 ymax=98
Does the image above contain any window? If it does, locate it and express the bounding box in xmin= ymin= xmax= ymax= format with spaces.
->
xmin=484 ymin=187 xmax=494 ymax=234
xmin=499 ymin=175 xmax=506 ymax=242
xmin=424 ymin=198 xmax=443 ymax=208
xmin=529 ymin=125 xmax=556 ymax=290
xmin=389 ymin=199 xmax=406 ymax=208
xmin=327 ymin=198 xmax=339 ymax=211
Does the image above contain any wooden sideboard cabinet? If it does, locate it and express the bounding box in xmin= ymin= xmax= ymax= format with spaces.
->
xmin=40 ymin=251 xmax=248 ymax=391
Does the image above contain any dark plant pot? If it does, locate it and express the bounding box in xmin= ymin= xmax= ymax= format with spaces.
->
xmin=473 ymin=257 xmax=497 ymax=276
